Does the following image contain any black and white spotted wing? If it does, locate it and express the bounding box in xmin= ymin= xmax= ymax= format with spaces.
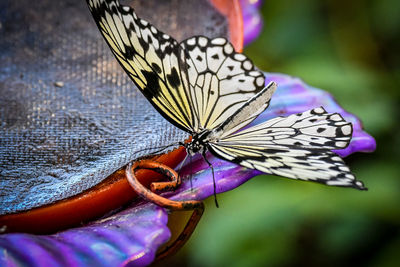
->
xmin=88 ymin=0 xmax=366 ymax=190
xmin=208 ymin=107 xmax=365 ymax=189
xmin=180 ymin=36 xmax=265 ymax=132
xmin=87 ymin=0 xmax=265 ymax=134
xmin=87 ymin=0 xmax=195 ymax=132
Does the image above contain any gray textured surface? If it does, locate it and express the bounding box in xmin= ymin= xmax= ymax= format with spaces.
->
xmin=0 ymin=0 xmax=228 ymax=214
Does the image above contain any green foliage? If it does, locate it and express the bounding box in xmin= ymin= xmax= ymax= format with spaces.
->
xmin=160 ymin=0 xmax=400 ymax=265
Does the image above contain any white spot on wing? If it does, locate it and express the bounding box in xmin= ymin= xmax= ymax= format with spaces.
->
xmin=341 ymin=125 xmax=352 ymax=135
xmin=224 ymin=43 xmax=234 ymax=54
xmin=186 ymin=38 xmax=196 ymax=46
xmin=330 ymin=114 xmax=342 ymax=121
xmin=211 ymin=38 xmax=227 ymax=45
xmin=198 ymin=37 xmax=208 ymax=47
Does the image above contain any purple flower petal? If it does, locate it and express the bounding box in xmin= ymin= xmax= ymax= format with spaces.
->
xmin=0 ymin=204 xmax=170 ymax=267
xmin=0 ymin=72 xmax=376 ymax=266
xmin=241 ymin=0 xmax=264 ymax=46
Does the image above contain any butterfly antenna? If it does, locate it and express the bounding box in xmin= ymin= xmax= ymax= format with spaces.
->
xmin=176 ymin=152 xmax=189 ymax=177
xmin=189 ymin=154 xmax=193 ymax=192
xmin=202 ymin=151 xmax=219 ymax=208
xmin=133 ymin=142 xmax=181 ymax=157
xmin=176 ymin=152 xmax=198 ymax=195
xmin=176 ymin=148 xmax=194 ymax=192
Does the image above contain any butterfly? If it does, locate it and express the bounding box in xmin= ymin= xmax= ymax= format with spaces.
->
xmin=86 ymin=0 xmax=366 ymax=203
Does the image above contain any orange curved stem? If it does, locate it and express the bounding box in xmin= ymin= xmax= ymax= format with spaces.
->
xmin=124 ymin=159 xmax=205 ymax=262
xmin=126 ymin=160 xmax=203 ymax=210
xmin=155 ymin=203 xmax=204 ymax=262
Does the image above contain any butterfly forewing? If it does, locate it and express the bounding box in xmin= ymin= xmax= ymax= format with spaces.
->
xmin=208 ymin=107 xmax=365 ymax=189
xmin=88 ymin=0 xmax=195 ymax=132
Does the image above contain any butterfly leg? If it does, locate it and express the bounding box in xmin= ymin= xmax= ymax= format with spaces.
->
xmin=189 ymin=154 xmax=193 ymax=191
xmin=176 ymin=153 xmax=194 ymax=192
xmin=202 ymin=151 xmax=219 ymax=208
xmin=178 ymin=153 xmax=189 ymax=188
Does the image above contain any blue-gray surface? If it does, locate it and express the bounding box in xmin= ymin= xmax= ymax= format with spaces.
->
xmin=0 ymin=0 xmax=228 ymax=214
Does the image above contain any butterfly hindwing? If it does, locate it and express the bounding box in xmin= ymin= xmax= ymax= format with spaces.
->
xmin=181 ymin=36 xmax=266 ymax=132
xmin=210 ymin=81 xmax=277 ymax=139
xmin=219 ymin=107 xmax=353 ymax=149
xmin=208 ymin=107 xmax=365 ymax=189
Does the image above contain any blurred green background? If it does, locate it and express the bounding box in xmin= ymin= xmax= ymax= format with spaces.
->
xmin=160 ymin=0 xmax=400 ymax=266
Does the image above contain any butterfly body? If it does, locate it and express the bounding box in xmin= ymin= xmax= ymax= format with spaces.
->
xmin=184 ymin=130 xmax=210 ymax=156
xmin=87 ymin=0 xmax=366 ymax=190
